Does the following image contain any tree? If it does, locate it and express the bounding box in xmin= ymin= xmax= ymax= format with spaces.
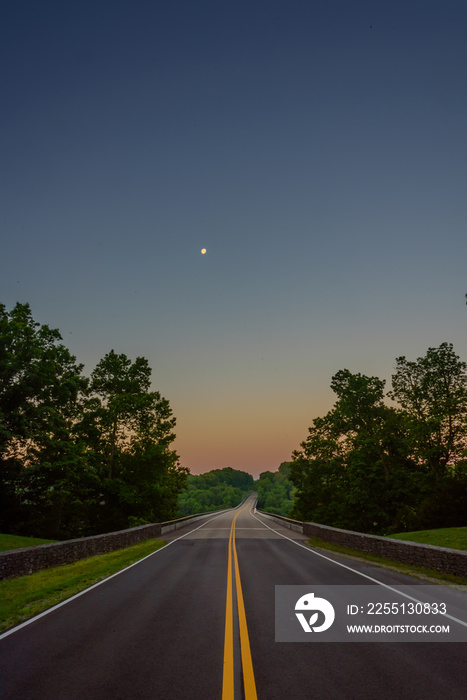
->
xmin=290 ymin=410 xmax=351 ymax=527
xmin=389 ymin=343 xmax=467 ymax=478
xmin=0 ymin=302 xmax=86 ymax=446
xmin=89 ymin=351 xmax=173 ymax=478
xmin=387 ymin=343 xmax=467 ymax=529
xmin=290 ymin=344 xmax=467 ymax=534
xmin=119 ymin=442 xmax=188 ymax=524
xmin=290 ymin=370 xmax=421 ymax=533
xmin=0 ymin=302 xmax=90 ymax=536
xmin=86 ymin=350 xmax=185 ymax=531
xmin=0 ymin=304 xmax=187 ymax=536
xmin=255 ymin=465 xmax=295 ymax=517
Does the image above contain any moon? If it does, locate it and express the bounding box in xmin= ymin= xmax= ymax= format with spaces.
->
xmin=201 ymin=248 xmax=207 ymax=254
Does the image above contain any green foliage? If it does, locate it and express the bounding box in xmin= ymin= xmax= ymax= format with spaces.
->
xmin=0 ymin=302 xmax=187 ymax=539
xmin=177 ymin=467 xmax=253 ymax=515
xmin=255 ymin=462 xmax=295 ymax=516
xmin=82 ymin=350 xmax=187 ymax=533
xmin=290 ymin=345 xmax=467 ymax=534
xmin=389 ymin=343 xmax=467 ymax=478
xmin=0 ymin=302 xmax=91 ymax=536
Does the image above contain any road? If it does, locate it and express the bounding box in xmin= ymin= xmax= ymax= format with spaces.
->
xmin=1 ymin=495 xmax=466 ymax=699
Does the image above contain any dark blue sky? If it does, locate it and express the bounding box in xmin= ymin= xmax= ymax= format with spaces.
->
xmin=2 ymin=1 xmax=466 ymax=475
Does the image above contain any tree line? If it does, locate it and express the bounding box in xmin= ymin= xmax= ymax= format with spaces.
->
xmin=3 ymin=302 xmax=465 ymax=540
xmin=177 ymin=467 xmax=254 ymax=515
xmin=177 ymin=465 xmax=295 ymax=518
xmin=0 ymin=302 xmax=188 ymax=539
xmin=289 ymin=343 xmax=467 ymax=534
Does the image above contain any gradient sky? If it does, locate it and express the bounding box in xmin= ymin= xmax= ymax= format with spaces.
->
xmin=2 ymin=1 xmax=466 ymax=478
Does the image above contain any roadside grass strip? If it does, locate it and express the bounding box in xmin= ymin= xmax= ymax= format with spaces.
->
xmin=388 ymin=526 xmax=467 ymax=551
xmin=0 ymin=539 xmax=166 ymax=634
xmin=0 ymin=534 xmax=57 ymax=551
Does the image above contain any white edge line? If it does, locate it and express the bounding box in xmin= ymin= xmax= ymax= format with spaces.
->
xmin=250 ymin=508 xmax=467 ymax=630
xmin=0 ymin=509 xmax=230 ymax=641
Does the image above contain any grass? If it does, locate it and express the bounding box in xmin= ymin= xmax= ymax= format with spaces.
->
xmin=388 ymin=526 xmax=467 ymax=551
xmin=305 ymin=537 xmax=467 ymax=587
xmin=0 ymin=533 xmax=58 ymax=551
xmin=0 ymin=538 xmax=166 ymax=634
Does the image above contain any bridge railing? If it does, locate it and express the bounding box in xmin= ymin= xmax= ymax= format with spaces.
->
xmin=256 ymin=508 xmax=467 ymax=578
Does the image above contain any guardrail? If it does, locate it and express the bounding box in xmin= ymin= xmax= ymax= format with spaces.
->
xmin=0 ymin=498 xmax=249 ymax=581
xmin=256 ymin=509 xmax=467 ymax=578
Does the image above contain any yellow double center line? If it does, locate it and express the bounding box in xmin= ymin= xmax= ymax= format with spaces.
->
xmin=222 ymin=507 xmax=258 ymax=699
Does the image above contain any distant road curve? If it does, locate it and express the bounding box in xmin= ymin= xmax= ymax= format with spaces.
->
xmin=1 ymin=495 xmax=466 ymax=699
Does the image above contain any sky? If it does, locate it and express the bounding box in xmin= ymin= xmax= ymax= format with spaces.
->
xmin=2 ymin=1 xmax=466 ymax=478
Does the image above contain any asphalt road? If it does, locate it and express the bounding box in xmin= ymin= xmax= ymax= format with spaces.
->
xmin=1 ymin=496 xmax=466 ymax=699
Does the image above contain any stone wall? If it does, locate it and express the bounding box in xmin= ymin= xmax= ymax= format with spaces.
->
xmin=258 ymin=511 xmax=467 ymax=578
xmin=0 ymin=523 xmax=161 ymax=580
xmin=0 ymin=507 xmax=230 ymax=581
